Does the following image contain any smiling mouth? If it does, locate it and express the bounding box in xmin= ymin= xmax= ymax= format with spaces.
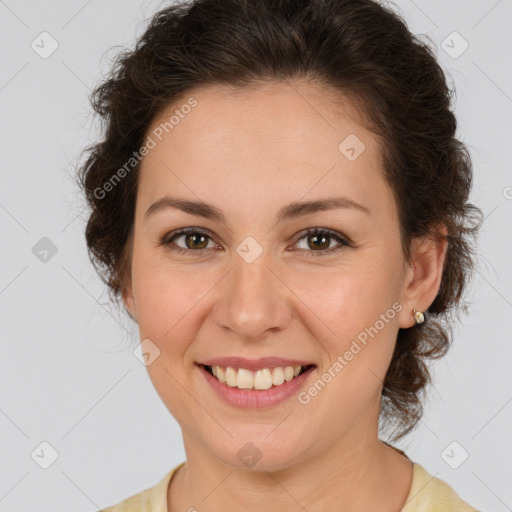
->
xmin=200 ymin=363 xmax=315 ymax=390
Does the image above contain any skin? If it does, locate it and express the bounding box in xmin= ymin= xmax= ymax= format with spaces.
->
xmin=122 ymin=80 xmax=448 ymax=511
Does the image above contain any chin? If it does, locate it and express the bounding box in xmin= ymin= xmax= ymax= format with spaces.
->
xmin=208 ymin=432 xmax=311 ymax=472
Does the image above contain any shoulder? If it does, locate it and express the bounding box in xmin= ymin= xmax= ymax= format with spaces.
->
xmin=98 ymin=462 xmax=185 ymax=512
xmin=402 ymin=462 xmax=480 ymax=512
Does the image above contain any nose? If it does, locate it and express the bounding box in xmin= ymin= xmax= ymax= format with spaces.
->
xmin=212 ymin=247 xmax=293 ymax=341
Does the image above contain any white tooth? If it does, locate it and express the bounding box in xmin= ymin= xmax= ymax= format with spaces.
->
xmin=236 ymin=368 xmax=254 ymax=389
xmin=254 ymin=368 xmax=273 ymax=390
xmin=272 ymin=367 xmax=285 ymax=385
xmin=212 ymin=365 xmax=303 ymax=388
xmin=225 ymin=366 xmax=237 ymax=387
xmin=284 ymin=366 xmax=294 ymax=382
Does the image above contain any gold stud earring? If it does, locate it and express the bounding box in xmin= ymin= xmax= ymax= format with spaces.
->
xmin=413 ymin=309 xmax=425 ymax=324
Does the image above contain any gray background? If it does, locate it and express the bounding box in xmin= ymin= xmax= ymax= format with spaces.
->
xmin=1 ymin=0 xmax=511 ymax=510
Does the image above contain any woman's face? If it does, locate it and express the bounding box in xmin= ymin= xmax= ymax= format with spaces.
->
xmin=122 ymin=81 xmax=434 ymax=469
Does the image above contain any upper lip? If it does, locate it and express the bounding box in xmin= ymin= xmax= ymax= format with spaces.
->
xmin=198 ymin=356 xmax=315 ymax=371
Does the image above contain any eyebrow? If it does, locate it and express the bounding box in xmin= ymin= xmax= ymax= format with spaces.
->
xmin=144 ymin=195 xmax=371 ymax=224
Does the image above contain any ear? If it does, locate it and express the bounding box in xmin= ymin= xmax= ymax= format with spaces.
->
xmin=121 ymin=279 xmax=138 ymax=322
xmin=398 ymin=223 xmax=449 ymax=329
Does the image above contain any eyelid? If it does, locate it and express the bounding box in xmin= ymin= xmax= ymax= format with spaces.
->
xmin=292 ymin=227 xmax=351 ymax=257
xmin=294 ymin=227 xmax=352 ymax=246
xmin=162 ymin=227 xmax=218 ymax=250
xmin=162 ymin=226 xmax=351 ymax=256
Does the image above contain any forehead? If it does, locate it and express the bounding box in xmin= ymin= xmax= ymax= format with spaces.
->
xmin=137 ymin=80 xmax=394 ymax=225
xmin=144 ymin=79 xmax=374 ymax=156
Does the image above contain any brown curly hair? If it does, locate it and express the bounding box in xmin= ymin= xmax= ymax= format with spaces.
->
xmin=75 ymin=0 xmax=483 ymax=442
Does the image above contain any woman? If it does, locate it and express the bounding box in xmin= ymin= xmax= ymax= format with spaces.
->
xmin=77 ymin=0 xmax=483 ymax=510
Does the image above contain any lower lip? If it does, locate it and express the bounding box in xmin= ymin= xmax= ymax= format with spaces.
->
xmin=197 ymin=364 xmax=316 ymax=409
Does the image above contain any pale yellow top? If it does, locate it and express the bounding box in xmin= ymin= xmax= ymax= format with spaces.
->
xmin=99 ymin=459 xmax=479 ymax=512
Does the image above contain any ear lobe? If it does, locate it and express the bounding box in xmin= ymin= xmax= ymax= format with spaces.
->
xmin=399 ymin=224 xmax=449 ymax=328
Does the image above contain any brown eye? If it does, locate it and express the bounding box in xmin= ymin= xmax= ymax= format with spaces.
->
xmin=161 ymin=227 xmax=350 ymax=258
xmin=295 ymin=228 xmax=350 ymax=257
xmin=162 ymin=228 xmax=216 ymax=254
xmin=306 ymin=232 xmax=330 ymax=250
xmin=182 ymin=232 xmax=209 ymax=250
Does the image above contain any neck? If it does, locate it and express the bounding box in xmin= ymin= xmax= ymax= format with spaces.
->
xmin=168 ymin=429 xmax=413 ymax=512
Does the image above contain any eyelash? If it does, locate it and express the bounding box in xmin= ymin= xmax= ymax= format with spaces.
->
xmin=160 ymin=227 xmax=351 ymax=258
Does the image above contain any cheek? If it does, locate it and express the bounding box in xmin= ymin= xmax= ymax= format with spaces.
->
xmin=299 ymin=254 xmax=401 ymax=377
xmin=300 ymin=269 xmax=401 ymax=423
xmin=132 ymin=235 xmax=402 ymax=358
xmin=131 ymin=252 xmax=206 ymax=354
xmin=304 ymin=257 xmax=399 ymax=332
xmin=131 ymin=259 xmax=205 ymax=419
